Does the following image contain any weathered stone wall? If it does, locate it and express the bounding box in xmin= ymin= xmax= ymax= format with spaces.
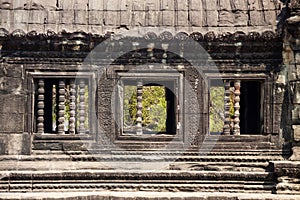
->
xmin=1 ymin=0 xmax=283 ymax=34
xmin=0 ymin=62 xmax=30 ymax=155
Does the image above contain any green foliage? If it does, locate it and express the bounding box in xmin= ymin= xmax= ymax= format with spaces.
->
xmin=209 ymin=87 xmax=224 ymax=133
xmin=124 ymin=85 xmax=167 ymax=132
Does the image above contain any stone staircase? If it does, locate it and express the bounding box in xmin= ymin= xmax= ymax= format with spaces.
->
xmin=0 ymin=135 xmax=291 ymax=198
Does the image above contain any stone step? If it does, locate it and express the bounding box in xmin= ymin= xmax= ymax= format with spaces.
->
xmin=0 ymin=170 xmax=276 ymax=193
xmin=32 ymin=140 xmax=279 ymax=151
xmin=1 ymin=153 xmax=283 ymax=163
xmin=1 ymin=191 xmax=300 ymax=200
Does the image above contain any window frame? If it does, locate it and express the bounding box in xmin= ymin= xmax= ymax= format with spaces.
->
xmin=207 ymin=73 xmax=271 ymax=136
xmin=26 ymin=71 xmax=97 ymax=138
xmin=113 ymin=71 xmax=185 ymax=142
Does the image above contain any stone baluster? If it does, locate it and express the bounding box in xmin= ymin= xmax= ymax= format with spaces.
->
xmin=136 ymin=80 xmax=143 ymax=135
xmin=37 ymin=79 xmax=45 ymax=133
xmin=162 ymin=43 xmax=169 ymax=64
xmin=223 ymin=80 xmax=231 ymax=135
xmin=233 ymin=80 xmax=241 ymax=135
xmin=69 ymin=79 xmax=76 ymax=134
xmin=57 ymin=79 xmax=66 ymax=134
xmin=147 ymin=42 xmax=155 ymax=61
xmin=78 ymin=79 xmax=86 ymax=134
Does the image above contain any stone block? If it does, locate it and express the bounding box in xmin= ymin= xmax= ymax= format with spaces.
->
xmin=0 ymin=64 xmax=22 ymax=78
xmin=21 ymin=132 xmax=31 ymax=155
xmin=234 ymin=11 xmax=248 ymax=26
xmin=293 ymin=125 xmax=300 ymax=142
xmin=132 ymin=0 xmax=145 ymax=11
xmin=59 ymin=11 xmax=74 ymax=24
xmin=145 ymin=11 xmax=158 ymax=26
xmin=89 ymin=11 xmax=103 ymax=25
xmin=262 ymin=0 xmax=276 ymax=10
xmin=0 ymin=77 xmax=22 ymax=95
xmin=106 ymin=0 xmax=120 ymax=11
xmin=13 ymin=10 xmax=29 ymax=24
xmin=131 ymin=11 xmax=145 ymax=26
xmin=264 ymin=10 xmax=276 ymax=25
xmin=189 ymin=0 xmax=202 ymax=11
xmin=27 ymin=23 xmax=44 ymax=32
xmin=89 ymin=0 xmax=104 ymax=10
xmin=120 ymin=11 xmax=130 ymax=25
xmin=231 ymin=0 xmax=247 ymax=11
xmin=189 ymin=10 xmax=203 ymax=27
xmin=290 ymin=146 xmax=300 ymax=160
xmin=74 ymin=0 xmax=88 ymax=10
xmin=0 ymin=138 xmax=7 ymax=155
xmin=219 ymin=10 xmax=234 ymax=26
xmin=176 ymin=11 xmax=189 ymax=26
xmin=58 ymin=0 xmax=74 ymax=10
xmin=29 ymin=10 xmax=45 ymax=24
xmin=26 ymin=0 xmax=57 ymax=10
xmin=47 ymin=10 xmax=59 ymax=24
xmin=1 ymin=10 xmax=12 ymax=24
xmin=6 ymin=133 xmax=29 ymax=155
xmin=249 ymin=11 xmax=264 ymax=26
xmin=145 ymin=0 xmax=159 ymax=10
xmin=161 ymin=0 xmax=174 ymax=10
xmin=120 ymin=0 xmax=131 ymax=11
xmin=292 ymin=83 xmax=300 ymax=104
xmin=103 ymin=11 xmax=119 ymax=26
xmin=0 ymin=114 xmax=23 ymax=132
xmin=0 ymin=95 xmax=24 ymax=113
xmin=206 ymin=10 xmax=218 ymax=26
xmin=176 ymin=0 xmax=188 ymax=10
xmin=75 ymin=10 xmax=88 ymax=24
xmin=219 ymin=0 xmax=232 ymax=10
xmin=204 ymin=0 xmax=217 ymax=11
xmin=161 ymin=11 xmax=174 ymax=26
xmin=248 ymin=0 xmax=263 ymax=10
xmin=12 ymin=0 xmax=24 ymax=9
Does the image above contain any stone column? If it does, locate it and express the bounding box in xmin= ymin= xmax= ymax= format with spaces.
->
xmin=275 ymin=0 xmax=300 ymax=194
xmin=286 ymin=0 xmax=300 ymax=161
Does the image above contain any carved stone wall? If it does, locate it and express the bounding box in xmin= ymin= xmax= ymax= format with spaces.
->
xmin=0 ymin=0 xmax=283 ymax=34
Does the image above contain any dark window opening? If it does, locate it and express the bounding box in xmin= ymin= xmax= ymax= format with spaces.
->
xmin=209 ymin=79 xmax=263 ymax=135
xmin=240 ymin=81 xmax=263 ymax=135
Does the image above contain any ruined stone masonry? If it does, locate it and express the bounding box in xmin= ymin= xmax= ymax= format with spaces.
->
xmin=0 ymin=0 xmax=300 ymax=199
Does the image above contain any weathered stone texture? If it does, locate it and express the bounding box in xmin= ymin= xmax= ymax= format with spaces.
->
xmin=0 ymin=0 xmax=283 ymax=34
xmin=293 ymin=125 xmax=300 ymax=141
xmin=0 ymin=113 xmax=23 ymax=132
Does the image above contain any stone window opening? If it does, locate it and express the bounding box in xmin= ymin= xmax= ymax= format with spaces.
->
xmin=114 ymin=71 xmax=183 ymax=139
xmin=209 ymin=79 xmax=264 ymax=135
xmin=33 ymin=78 xmax=91 ymax=135
xmin=120 ymin=80 xmax=178 ymax=136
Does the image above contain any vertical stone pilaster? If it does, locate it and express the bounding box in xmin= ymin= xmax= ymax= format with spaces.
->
xmin=233 ymin=80 xmax=241 ymax=135
xmin=78 ymin=79 xmax=86 ymax=134
xmin=223 ymin=80 xmax=231 ymax=135
xmin=136 ymin=80 xmax=143 ymax=135
xmin=37 ymin=79 xmax=45 ymax=134
xmin=69 ymin=79 xmax=76 ymax=134
xmin=58 ymin=79 xmax=66 ymax=134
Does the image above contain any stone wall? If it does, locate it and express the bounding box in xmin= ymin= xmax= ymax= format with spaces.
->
xmin=1 ymin=0 xmax=283 ymax=34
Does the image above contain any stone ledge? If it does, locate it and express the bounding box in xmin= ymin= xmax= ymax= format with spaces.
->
xmin=0 ymin=191 xmax=299 ymax=200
